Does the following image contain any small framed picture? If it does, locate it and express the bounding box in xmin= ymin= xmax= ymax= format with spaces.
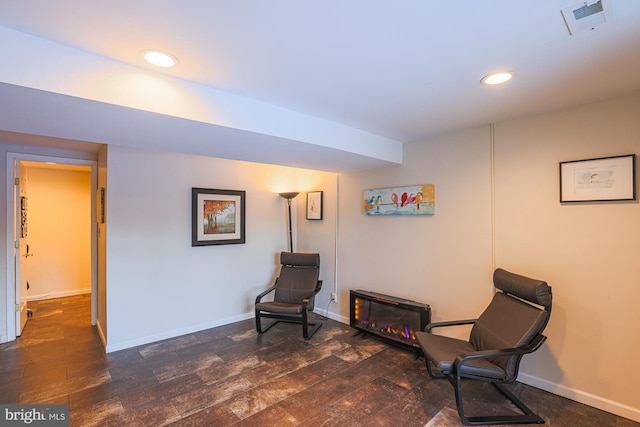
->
xmin=192 ymin=188 xmax=245 ymax=246
xmin=306 ymin=191 xmax=323 ymax=220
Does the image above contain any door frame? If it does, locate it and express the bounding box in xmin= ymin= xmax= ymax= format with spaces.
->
xmin=5 ymin=153 xmax=98 ymax=342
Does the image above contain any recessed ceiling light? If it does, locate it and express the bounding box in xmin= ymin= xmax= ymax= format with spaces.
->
xmin=481 ymin=71 xmax=513 ymax=86
xmin=142 ymin=50 xmax=178 ymax=68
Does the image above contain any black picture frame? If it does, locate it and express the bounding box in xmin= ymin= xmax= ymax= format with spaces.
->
xmin=559 ymin=154 xmax=636 ymax=202
xmin=306 ymin=191 xmax=323 ymax=220
xmin=192 ymin=188 xmax=246 ymax=246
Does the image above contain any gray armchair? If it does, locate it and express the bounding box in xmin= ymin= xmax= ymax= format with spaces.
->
xmin=255 ymin=252 xmax=323 ymax=340
xmin=416 ymin=268 xmax=552 ymax=425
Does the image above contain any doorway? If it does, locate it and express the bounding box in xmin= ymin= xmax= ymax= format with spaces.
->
xmin=5 ymin=153 xmax=97 ymax=342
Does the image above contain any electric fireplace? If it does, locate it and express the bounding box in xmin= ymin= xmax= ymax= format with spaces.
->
xmin=350 ymin=289 xmax=430 ymax=352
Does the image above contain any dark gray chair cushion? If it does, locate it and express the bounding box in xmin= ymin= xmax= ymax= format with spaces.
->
xmin=255 ymin=252 xmax=323 ymax=340
xmin=493 ymin=268 xmax=551 ymax=306
xmin=415 ymin=268 xmax=552 ymax=424
xmin=469 ymin=293 xmax=548 ymax=378
xmin=417 ymin=332 xmax=508 ymax=380
xmin=256 ymin=252 xmax=320 ymax=312
xmin=417 ymin=268 xmax=552 ymax=381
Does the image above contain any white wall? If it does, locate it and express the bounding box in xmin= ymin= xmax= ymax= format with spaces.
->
xmin=103 ymin=145 xmax=337 ymax=351
xmin=334 ymin=92 xmax=640 ymax=421
xmin=23 ymin=166 xmax=91 ymax=300
xmin=296 ymin=174 xmax=339 ymax=317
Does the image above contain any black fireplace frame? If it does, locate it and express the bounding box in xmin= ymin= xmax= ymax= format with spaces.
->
xmin=349 ymin=289 xmax=430 ymax=353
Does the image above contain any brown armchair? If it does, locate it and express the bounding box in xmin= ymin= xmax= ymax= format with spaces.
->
xmin=415 ymin=268 xmax=552 ymax=425
xmin=255 ymin=252 xmax=323 ymax=340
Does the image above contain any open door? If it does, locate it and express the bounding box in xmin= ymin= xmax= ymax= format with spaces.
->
xmin=14 ymin=161 xmax=29 ymax=336
xmin=6 ymin=153 xmax=98 ymax=344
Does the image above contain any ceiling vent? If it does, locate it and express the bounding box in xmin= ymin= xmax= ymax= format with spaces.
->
xmin=561 ymin=0 xmax=613 ymax=35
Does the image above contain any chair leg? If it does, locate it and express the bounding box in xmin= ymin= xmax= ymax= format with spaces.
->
xmin=449 ymin=375 xmax=545 ymax=426
xmin=256 ymin=309 xmax=322 ymax=340
xmin=255 ymin=310 xmax=279 ymax=335
xmin=424 ymin=357 xmax=446 ymax=379
xmin=255 ymin=308 xmax=263 ymax=333
xmin=301 ymin=310 xmax=322 ymax=340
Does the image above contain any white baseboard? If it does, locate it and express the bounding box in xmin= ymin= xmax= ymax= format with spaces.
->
xmin=105 ymin=307 xmax=347 ymax=354
xmin=105 ymin=312 xmax=255 ymax=353
xmin=96 ymin=320 xmax=107 ymax=349
xmin=27 ymin=288 xmax=91 ymax=301
xmin=518 ymin=373 xmax=640 ymax=423
xmin=315 ymin=305 xmax=349 ymax=324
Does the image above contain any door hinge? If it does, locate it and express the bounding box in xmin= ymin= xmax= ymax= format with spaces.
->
xmin=15 ymin=304 xmax=19 ymax=312
xmin=15 ymin=177 xmax=19 ymax=185
xmin=15 ymin=240 xmax=20 ymax=249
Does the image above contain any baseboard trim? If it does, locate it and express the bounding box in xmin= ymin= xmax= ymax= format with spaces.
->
xmin=27 ymin=289 xmax=91 ymax=301
xmin=96 ymin=320 xmax=107 ymax=349
xmin=518 ymin=373 xmax=640 ymax=423
xmin=315 ymin=306 xmax=348 ymax=324
xmin=105 ymin=308 xmax=348 ymax=353
xmin=105 ymin=312 xmax=255 ymax=353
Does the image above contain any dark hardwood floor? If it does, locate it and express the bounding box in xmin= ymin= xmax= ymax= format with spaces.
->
xmin=1 ymin=295 xmax=637 ymax=426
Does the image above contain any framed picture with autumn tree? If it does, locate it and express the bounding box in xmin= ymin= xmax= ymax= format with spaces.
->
xmin=192 ymin=188 xmax=245 ymax=246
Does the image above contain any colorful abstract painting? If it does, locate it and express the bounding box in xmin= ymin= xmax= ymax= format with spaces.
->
xmin=363 ymin=184 xmax=435 ymax=215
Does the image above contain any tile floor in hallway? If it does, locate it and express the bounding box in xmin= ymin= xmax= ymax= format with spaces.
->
xmin=0 ymin=295 xmax=637 ymax=426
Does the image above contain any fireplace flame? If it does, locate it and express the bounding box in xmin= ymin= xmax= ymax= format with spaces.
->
xmin=351 ymin=291 xmax=429 ymax=348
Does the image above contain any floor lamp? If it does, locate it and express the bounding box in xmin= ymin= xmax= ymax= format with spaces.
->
xmin=279 ymin=192 xmax=299 ymax=252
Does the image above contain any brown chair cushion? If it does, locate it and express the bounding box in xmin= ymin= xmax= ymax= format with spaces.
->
xmin=255 ymin=301 xmax=304 ymax=314
xmin=274 ymin=252 xmax=320 ymax=309
xmin=281 ymin=252 xmax=320 ymax=267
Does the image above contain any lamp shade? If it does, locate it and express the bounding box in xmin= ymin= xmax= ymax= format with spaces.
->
xmin=279 ymin=192 xmax=299 ymax=200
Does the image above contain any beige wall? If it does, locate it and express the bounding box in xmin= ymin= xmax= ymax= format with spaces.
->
xmin=332 ymin=92 xmax=640 ymax=421
xmin=22 ymin=166 xmax=91 ymax=299
xmin=336 ymin=125 xmax=495 ymax=324
xmin=493 ymin=94 xmax=640 ymax=417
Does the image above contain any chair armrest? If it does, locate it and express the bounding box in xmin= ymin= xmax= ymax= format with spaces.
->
xmin=255 ymin=284 xmax=277 ymax=304
xmin=454 ymin=334 xmax=547 ymax=370
xmin=302 ymin=280 xmax=324 ymax=308
xmin=424 ymin=319 xmax=477 ymax=332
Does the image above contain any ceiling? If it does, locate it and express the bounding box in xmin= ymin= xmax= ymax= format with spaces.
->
xmin=1 ymin=1 xmax=639 ymax=172
xmin=21 ymin=160 xmax=91 ymax=173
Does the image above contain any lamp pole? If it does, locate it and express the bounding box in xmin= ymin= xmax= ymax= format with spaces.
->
xmin=279 ymin=192 xmax=299 ymax=252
